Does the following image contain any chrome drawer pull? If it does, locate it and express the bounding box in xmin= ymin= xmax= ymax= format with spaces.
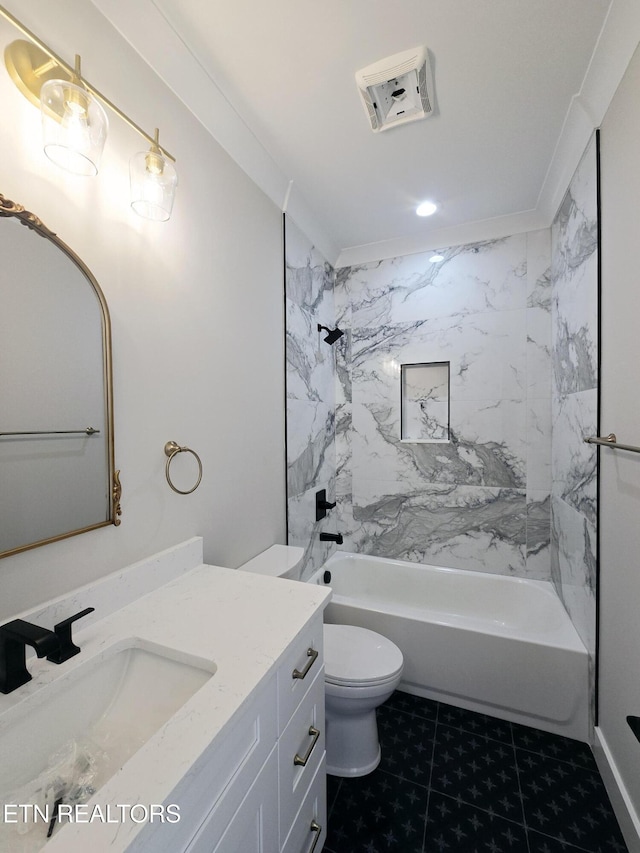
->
xmin=306 ymin=820 xmax=321 ymax=853
xmin=292 ymin=647 xmax=318 ymax=680
xmin=294 ymin=726 xmax=320 ymax=767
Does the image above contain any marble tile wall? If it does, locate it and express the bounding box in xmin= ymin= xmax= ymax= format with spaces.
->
xmin=285 ymin=216 xmax=338 ymax=578
xmin=333 ymin=231 xmax=553 ymax=580
xmin=285 ymin=144 xmax=598 ymax=716
xmin=550 ymin=132 xmax=599 ymax=659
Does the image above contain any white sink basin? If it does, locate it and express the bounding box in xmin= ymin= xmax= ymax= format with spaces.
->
xmin=0 ymin=640 xmax=215 ymax=809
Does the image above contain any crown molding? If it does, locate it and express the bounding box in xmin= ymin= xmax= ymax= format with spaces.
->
xmin=90 ymin=0 xmax=640 ymax=269
xmin=334 ymin=209 xmax=547 ymax=268
xmin=89 ymin=0 xmax=339 ymax=261
xmin=535 ymin=0 xmax=640 ymax=225
xmin=337 ymin=0 xmax=640 ymax=267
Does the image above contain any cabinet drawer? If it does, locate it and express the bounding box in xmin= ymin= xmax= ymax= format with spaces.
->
xmin=278 ymin=614 xmax=324 ymax=731
xmin=281 ymin=757 xmax=326 ymax=853
xmin=187 ymin=747 xmax=279 ymax=853
xmin=278 ymin=668 xmax=325 ymax=836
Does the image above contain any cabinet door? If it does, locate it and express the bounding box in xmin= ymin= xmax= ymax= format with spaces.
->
xmin=131 ymin=677 xmax=277 ymax=853
xmin=186 ymin=748 xmax=279 ymax=853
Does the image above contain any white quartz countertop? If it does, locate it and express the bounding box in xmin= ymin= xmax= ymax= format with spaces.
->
xmin=0 ymin=563 xmax=331 ymax=852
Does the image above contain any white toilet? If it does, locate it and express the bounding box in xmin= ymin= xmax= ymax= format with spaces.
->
xmin=323 ymin=623 xmax=403 ymax=777
xmin=238 ymin=546 xmax=404 ymax=777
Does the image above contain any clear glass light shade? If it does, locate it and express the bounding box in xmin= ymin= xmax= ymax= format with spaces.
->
xmin=40 ymin=79 xmax=108 ymax=176
xmin=129 ymin=149 xmax=177 ymax=222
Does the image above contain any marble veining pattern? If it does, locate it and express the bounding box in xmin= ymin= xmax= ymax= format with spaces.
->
xmin=286 ymin=220 xmax=558 ymax=585
xmin=285 ymin=170 xmax=600 ymax=714
xmin=332 ymin=233 xmax=551 ymax=580
xmin=550 ymin=132 xmax=599 ymax=666
xmin=348 ymin=482 xmax=527 ymax=574
xmin=286 ymin=401 xmax=335 ymax=498
xmin=551 ymin=388 xmax=597 ymax=525
xmin=285 ymin=216 xmax=337 ymax=577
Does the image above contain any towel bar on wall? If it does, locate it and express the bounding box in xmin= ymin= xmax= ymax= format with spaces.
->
xmin=0 ymin=427 xmax=100 ymax=437
xmin=584 ymin=433 xmax=640 ymax=454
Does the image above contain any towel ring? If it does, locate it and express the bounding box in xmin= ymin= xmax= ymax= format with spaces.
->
xmin=164 ymin=441 xmax=203 ymax=495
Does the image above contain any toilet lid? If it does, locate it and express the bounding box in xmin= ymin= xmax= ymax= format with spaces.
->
xmin=323 ymin=624 xmax=404 ymax=685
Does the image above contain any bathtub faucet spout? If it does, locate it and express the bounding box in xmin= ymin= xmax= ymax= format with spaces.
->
xmin=320 ymin=532 xmax=343 ymax=545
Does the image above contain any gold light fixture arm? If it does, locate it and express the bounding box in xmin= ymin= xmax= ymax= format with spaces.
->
xmin=0 ymin=4 xmax=175 ymax=162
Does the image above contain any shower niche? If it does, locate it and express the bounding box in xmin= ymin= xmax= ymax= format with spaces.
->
xmin=400 ymin=361 xmax=450 ymax=442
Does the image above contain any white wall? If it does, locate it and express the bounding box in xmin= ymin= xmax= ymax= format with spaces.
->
xmin=598 ymin=42 xmax=640 ymax=846
xmin=0 ymin=0 xmax=286 ymax=618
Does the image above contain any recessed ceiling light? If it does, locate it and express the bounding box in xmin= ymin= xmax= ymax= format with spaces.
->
xmin=429 ymin=254 xmax=444 ymax=263
xmin=416 ymin=201 xmax=437 ymax=217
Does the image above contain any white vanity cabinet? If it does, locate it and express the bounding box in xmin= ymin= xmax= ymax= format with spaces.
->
xmin=18 ymin=552 xmax=332 ymax=853
xmin=186 ymin=748 xmax=280 ymax=853
xmin=136 ymin=612 xmax=327 ymax=853
xmin=277 ymin=616 xmax=326 ymax=852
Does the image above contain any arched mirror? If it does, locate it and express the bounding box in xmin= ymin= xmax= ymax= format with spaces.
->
xmin=0 ymin=193 xmax=120 ymax=558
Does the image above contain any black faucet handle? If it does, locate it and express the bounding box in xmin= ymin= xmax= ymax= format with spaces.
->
xmin=315 ymin=488 xmax=337 ymax=521
xmin=47 ymin=607 xmax=95 ymax=664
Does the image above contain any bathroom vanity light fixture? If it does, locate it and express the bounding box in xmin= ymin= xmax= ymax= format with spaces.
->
xmin=1 ymin=6 xmax=177 ymax=218
xmin=317 ymin=324 xmax=344 ymax=345
xmin=130 ymin=129 xmax=178 ymax=221
xmin=39 ymin=55 xmax=108 ymax=176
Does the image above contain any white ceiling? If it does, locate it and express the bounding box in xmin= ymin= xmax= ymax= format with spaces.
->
xmin=92 ymin=0 xmax=640 ymax=266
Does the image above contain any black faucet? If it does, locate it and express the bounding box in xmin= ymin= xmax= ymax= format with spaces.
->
xmin=0 ymin=620 xmax=60 ymax=694
xmin=46 ymin=608 xmax=95 ymax=664
xmin=320 ymin=532 xmax=343 ymax=545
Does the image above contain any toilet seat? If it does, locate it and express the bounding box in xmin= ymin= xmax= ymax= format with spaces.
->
xmin=323 ymin=624 xmax=404 ymax=687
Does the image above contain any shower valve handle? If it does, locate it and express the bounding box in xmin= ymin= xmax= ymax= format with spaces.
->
xmin=315 ymin=488 xmax=336 ymax=521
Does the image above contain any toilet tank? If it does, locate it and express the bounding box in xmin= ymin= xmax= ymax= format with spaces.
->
xmin=237 ymin=545 xmax=304 ymax=581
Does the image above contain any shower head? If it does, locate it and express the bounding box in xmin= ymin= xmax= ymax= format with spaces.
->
xmin=317 ymin=324 xmax=344 ymax=345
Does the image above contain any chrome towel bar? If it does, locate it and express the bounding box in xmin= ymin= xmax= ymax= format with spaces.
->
xmin=584 ymin=433 xmax=640 ymax=454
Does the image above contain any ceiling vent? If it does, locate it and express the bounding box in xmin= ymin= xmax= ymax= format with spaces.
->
xmin=355 ymin=46 xmax=434 ymax=133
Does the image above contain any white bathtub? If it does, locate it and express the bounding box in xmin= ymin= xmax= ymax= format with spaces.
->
xmin=310 ymin=552 xmax=589 ymax=741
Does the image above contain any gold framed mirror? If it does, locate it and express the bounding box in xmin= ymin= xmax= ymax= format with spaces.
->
xmin=0 ymin=192 xmax=120 ymax=558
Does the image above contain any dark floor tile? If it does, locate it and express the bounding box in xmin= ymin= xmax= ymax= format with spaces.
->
xmin=437 ymin=701 xmax=514 ymax=744
xmin=431 ymin=724 xmax=525 ymax=824
xmin=377 ymin=704 xmax=436 ymax=785
xmin=425 ymin=791 xmax=528 ymax=852
xmin=528 ymin=829 xmax=627 ymax=853
xmin=323 ymin=767 xmax=428 ymax=853
xmin=384 ymin=690 xmax=438 ymax=721
xmin=326 ymin=693 xmax=628 ymax=853
xmin=512 ymin=724 xmax=597 ymax=772
xmin=528 ymin=829 xmax=586 ymax=851
xmin=518 ymin=752 xmax=628 ymax=852
xmin=327 ymin=773 xmax=342 ymax=815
